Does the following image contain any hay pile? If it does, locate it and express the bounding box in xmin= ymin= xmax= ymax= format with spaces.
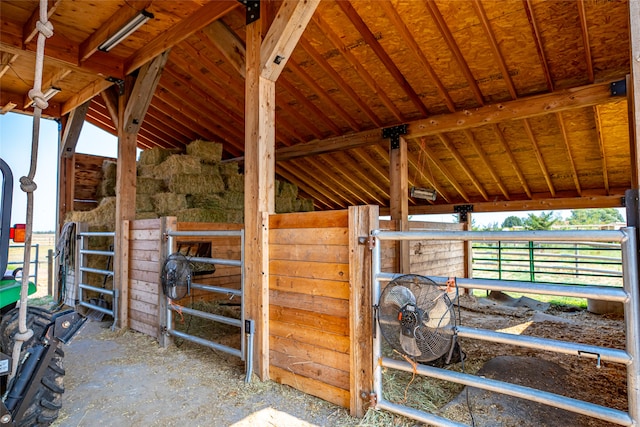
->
xmin=66 ymin=139 xmax=314 ymax=228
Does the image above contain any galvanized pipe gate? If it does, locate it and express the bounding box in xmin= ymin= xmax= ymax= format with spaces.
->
xmin=371 ymin=228 xmax=639 ymax=427
xmin=163 ymin=229 xmax=254 ymax=382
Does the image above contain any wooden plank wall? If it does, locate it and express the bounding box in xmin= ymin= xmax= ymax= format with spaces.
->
xmin=380 ymin=220 xmax=466 ymax=277
xmin=268 ymin=210 xmax=351 ymax=408
xmin=128 ymin=217 xmax=168 ymax=339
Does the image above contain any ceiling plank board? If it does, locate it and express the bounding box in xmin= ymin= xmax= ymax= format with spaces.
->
xmin=299 ymin=37 xmax=383 ymax=127
xmin=260 ymin=0 xmax=320 ymax=81
xmin=424 ymin=0 xmax=484 ymax=106
xmin=523 ymin=0 xmax=553 ymax=91
xmin=522 ymin=118 xmax=556 ymax=196
xmin=125 ymin=0 xmax=240 ymax=75
xmin=381 ymin=0 xmax=454 ymax=113
xmin=555 ymin=113 xmax=582 ymax=195
xmin=337 ymin=0 xmax=429 ymax=116
xmin=577 ymin=0 xmax=594 ymax=84
xmin=311 ymin=13 xmax=405 ymax=122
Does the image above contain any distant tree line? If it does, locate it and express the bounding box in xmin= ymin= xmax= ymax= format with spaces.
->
xmin=473 ymin=208 xmax=624 ymax=231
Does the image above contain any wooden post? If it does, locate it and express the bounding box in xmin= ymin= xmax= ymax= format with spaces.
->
xmin=629 ymin=0 xmax=640 ymax=188
xmin=463 ymin=212 xmax=473 ymax=295
xmin=349 ymin=205 xmax=378 ymax=417
xmin=390 ymin=136 xmax=409 ymax=273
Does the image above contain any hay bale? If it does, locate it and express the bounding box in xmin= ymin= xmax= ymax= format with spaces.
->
xmin=138 ymin=147 xmax=176 ymax=166
xmin=137 ymin=164 xmax=155 ymax=177
xmin=152 ymin=193 xmax=188 ymax=216
xmin=136 ymin=194 xmax=154 ymax=212
xmin=223 ymin=192 xmax=244 ymax=209
xmin=187 ymin=194 xmax=225 ymax=209
xmin=277 ymin=180 xmax=298 ymax=199
xmin=177 ymin=208 xmax=227 ymax=223
xmin=137 ymin=177 xmax=166 ymax=195
xmin=226 ymin=209 xmax=243 ymax=223
xmin=219 ymin=162 xmax=240 ymax=177
xmin=294 ymin=198 xmax=314 ymax=212
xmin=168 ymin=174 xmax=225 ymax=194
xmin=136 ymin=212 xmax=158 ymax=220
xmin=186 ymin=140 xmax=223 ymax=164
xmin=96 ymin=160 xmax=117 ymax=198
xmin=154 ymin=155 xmax=202 ymax=178
xmin=200 ymin=163 xmax=220 ymax=175
xmin=223 ymin=174 xmax=244 ymax=192
xmin=65 ymin=197 xmax=116 ymax=229
xmin=275 ymin=197 xmax=293 ymax=213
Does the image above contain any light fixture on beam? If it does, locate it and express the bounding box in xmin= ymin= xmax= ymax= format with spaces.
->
xmin=30 ymin=86 xmax=61 ymax=107
xmin=98 ymin=9 xmax=154 ymax=52
xmin=410 ymin=186 xmax=437 ymax=201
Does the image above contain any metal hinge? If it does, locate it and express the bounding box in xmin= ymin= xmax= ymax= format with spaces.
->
xmin=358 ymin=236 xmax=376 ymax=250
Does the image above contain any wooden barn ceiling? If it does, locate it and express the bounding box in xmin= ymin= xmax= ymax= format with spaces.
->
xmin=0 ymin=0 xmax=634 ymax=214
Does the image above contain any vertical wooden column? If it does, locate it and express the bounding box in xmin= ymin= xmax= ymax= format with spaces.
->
xmin=463 ymin=212 xmax=473 ymax=295
xmin=629 ymin=0 xmax=640 ymax=188
xmin=389 ymin=136 xmax=410 ymax=273
xmin=348 ymin=205 xmax=378 ymax=417
xmin=244 ymin=19 xmax=274 ymax=380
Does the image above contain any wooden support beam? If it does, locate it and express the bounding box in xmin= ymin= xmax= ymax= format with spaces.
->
xmin=463 ymin=130 xmax=510 ymax=200
xmin=577 ymin=0 xmax=594 ymax=84
xmin=201 ymin=20 xmax=246 ymax=78
xmin=260 ymin=0 xmax=320 ymax=81
xmin=60 ymin=100 xmax=90 ymax=158
xmin=61 ymin=78 xmax=114 ymax=116
xmin=522 ymin=118 xmax=556 ymax=196
xmin=124 ymin=50 xmax=170 ymax=134
xmin=629 ymin=0 xmax=640 ymax=188
xmin=491 ymin=124 xmax=532 ymax=198
xmin=277 ymin=161 xmax=347 ymax=208
xmin=593 ymin=105 xmax=610 ymax=195
xmin=523 ymin=0 xmax=553 ymax=91
xmin=0 ymin=53 xmax=19 ymax=79
xmin=389 ymin=137 xmax=410 ymax=273
xmin=348 ymin=205 xmax=378 ymax=417
xmin=555 ymin=113 xmax=582 ymax=195
xmin=101 ymin=87 xmax=120 ymax=129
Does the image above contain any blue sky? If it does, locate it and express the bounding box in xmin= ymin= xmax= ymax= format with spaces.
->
xmin=1 ymin=112 xmax=117 ymax=231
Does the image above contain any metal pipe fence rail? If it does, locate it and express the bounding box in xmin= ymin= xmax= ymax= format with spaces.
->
xmin=7 ymin=244 xmax=39 ymax=284
xmin=164 ymin=229 xmax=254 ymax=383
xmin=371 ymin=228 xmax=639 ymax=427
xmin=472 ymin=240 xmax=622 ymax=285
xmin=77 ymin=230 xmax=117 ymax=329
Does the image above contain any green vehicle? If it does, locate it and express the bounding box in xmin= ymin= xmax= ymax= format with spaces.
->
xmin=0 ymin=157 xmax=84 ymax=426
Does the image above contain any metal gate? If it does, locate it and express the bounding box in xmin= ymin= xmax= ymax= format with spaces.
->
xmin=371 ymin=228 xmax=639 ymax=426
xmin=163 ymin=229 xmax=254 ymax=382
xmin=77 ymin=228 xmax=117 ymax=328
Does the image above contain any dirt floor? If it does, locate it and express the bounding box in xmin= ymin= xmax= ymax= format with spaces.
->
xmin=49 ymin=293 xmax=629 ymax=427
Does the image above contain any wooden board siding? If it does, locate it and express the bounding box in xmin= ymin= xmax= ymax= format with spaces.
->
xmin=268 ymin=210 xmax=351 ymax=408
xmin=379 ymin=220 xmax=466 ymax=277
xmin=128 ymin=218 xmax=165 ymax=339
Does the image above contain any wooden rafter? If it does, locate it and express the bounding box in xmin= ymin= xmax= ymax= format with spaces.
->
xmin=23 ymin=0 xmax=61 ymax=44
xmin=463 ymin=130 xmax=510 ymax=200
xmin=60 ymin=101 xmax=90 ymax=158
xmin=337 ymin=151 xmax=390 ymax=200
xmin=311 ymin=13 xmax=405 ymax=122
xmin=472 ymin=0 xmax=517 ymax=100
xmin=61 ymin=78 xmax=114 ymax=116
xmin=555 ymin=113 xmax=582 ymax=195
xmin=275 ymin=166 xmax=333 ymax=210
xmin=350 ymin=149 xmax=392 ymax=191
xmin=278 ymin=99 xmax=325 ymax=140
xmin=491 ymin=124 xmax=532 ymax=198
xmin=593 ymin=105 xmax=610 ymax=195
xmin=201 ymin=20 xmax=246 ymax=78
xmin=298 ymin=37 xmax=383 ymax=127
xmin=522 ymin=118 xmax=556 ymax=196
xmin=337 ymin=1 xmax=429 ymax=116
xmin=293 ymin=157 xmax=357 ymax=206
xmin=0 ymin=53 xmax=18 ymax=78
xmin=414 ymin=140 xmax=469 ymax=202
xmin=329 ymin=152 xmax=386 ymax=205
xmin=279 ymin=78 xmax=342 ymax=135
xmin=424 ymin=0 xmax=484 ymax=106
xmin=287 ymin=60 xmax=361 ymax=131
xmin=380 ymin=0 xmax=455 ymax=113
xmin=298 ymin=157 xmax=369 ymax=205
xmin=437 ymin=133 xmax=489 ymax=201
xmin=125 ymin=0 xmax=240 ymax=75
xmin=523 ymin=0 xmax=553 ymax=91
xmin=22 ymin=67 xmax=71 ymax=109
xmin=577 ymin=0 xmax=594 ymax=84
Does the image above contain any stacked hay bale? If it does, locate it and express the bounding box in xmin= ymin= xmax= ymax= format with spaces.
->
xmin=66 ymin=139 xmax=314 ymax=227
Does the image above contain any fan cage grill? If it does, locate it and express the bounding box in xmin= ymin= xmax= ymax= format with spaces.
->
xmin=161 ymin=252 xmax=192 ymax=301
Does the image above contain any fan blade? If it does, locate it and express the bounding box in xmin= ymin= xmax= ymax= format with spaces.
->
xmin=423 ymin=296 xmax=452 ymax=329
xmin=384 ymin=285 xmax=416 ymax=308
xmin=399 ymin=332 xmax=422 ymax=357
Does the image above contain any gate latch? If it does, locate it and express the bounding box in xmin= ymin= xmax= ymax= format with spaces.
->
xmin=358 ymin=236 xmax=376 ymax=250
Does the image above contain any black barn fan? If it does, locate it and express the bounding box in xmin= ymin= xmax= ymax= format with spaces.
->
xmin=378 ymin=274 xmax=457 ymax=363
xmin=161 ymin=252 xmax=192 ymax=301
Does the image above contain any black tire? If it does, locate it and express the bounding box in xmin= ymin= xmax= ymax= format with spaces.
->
xmin=0 ymin=306 xmax=65 ymax=426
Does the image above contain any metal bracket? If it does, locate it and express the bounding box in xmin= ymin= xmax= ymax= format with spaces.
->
xmin=106 ymin=76 xmax=125 ymax=96
xmin=358 ymin=236 xmax=376 ymax=250
xmin=382 ymin=124 xmax=408 ymax=150
xmin=239 ymin=0 xmax=260 ymax=25
xmin=454 ymin=204 xmax=474 ymax=222
xmin=610 ymin=79 xmax=626 ymax=97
